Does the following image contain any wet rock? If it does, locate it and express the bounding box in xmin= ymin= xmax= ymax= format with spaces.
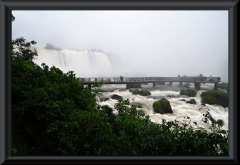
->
xmin=100 ymin=97 xmax=110 ymax=102
xmin=166 ymin=94 xmax=173 ymax=98
xmin=179 ymin=99 xmax=186 ymax=102
xmin=111 ymin=94 xmax=123 ymax=100
xmin=181 ymin=95 xmax=190 ymax=98
xmin=201 ymin=105 xmax=210 ymax=111
xmin=153 ymin=98 xmax=173 ymax=114
xmin=130 ymin=102 xmax=143 ymax=107
xmin=148 ymin=95 xmax=165 ymax=99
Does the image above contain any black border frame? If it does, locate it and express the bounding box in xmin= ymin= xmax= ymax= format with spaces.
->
xmin=0 ymin=0 xmax=239 ymax=164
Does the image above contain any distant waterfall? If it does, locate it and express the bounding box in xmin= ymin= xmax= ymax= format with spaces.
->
xmin=32 ymin=47 xmax=122 ymax=77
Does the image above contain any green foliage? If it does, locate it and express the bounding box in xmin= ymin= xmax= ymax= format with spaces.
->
xmin=98 ymin=99 xmax=155 ymax=154
xmin=128 ymin=83 xmax=142 ymax=88
xmin=187 ymin=99 xmax=197 ymax=104
xmin=12 ymin=40 xmax=97 ymax=154
xmin=201 ymin=90 xmax=228 ymax=108
xmin=153 ymin=98 xmax=173 ymax=114
xmin=153 ymin=100 xmax=164 ymax=114
xmin=140 ymin=90 xmax=151 ymax=96
xmin=170 ymin=114 xmax=228 ymax=155
xmin=102 ymin=101 xmax=228 ymax=155
xmin=131 ymin=89 xmax=151 ymax=96
xmin=48 ymin=110 xmax=118 ymax=155
xmin=132 ymin=89 xmax=140 ymax=94
xmin=12 ymin=37 xmax=38 ymax=61
xmin=218 ymin=82 xmax=228 ymax=92
xmin=180 ymin=88 xmax=197 ymax=97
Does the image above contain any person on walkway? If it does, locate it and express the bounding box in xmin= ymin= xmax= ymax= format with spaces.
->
xmin=120 ymin=75 xmax=123 ymax=82
xmin=199 ymin=74 xmax=203 ymax=82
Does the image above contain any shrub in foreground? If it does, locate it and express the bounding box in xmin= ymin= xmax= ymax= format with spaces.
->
xmin=12 ymin=57 xmax=97 ymax=154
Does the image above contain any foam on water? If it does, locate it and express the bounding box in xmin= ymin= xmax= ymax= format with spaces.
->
xmin=97 ymin=85 xmax=228 ymax=131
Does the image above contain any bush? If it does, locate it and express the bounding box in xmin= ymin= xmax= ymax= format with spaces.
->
xmin=187 ymin=99 xmax=196 ymax=104
xmin=180 ymin=88 xmax=197 ymax=97
xmin=139 ymin=90 xmax=151 ymax=96
xmin=12 ymin=58 xmax=97 ymax=154
xmin=132 ymin=89 xmax=140 ymax=94
xmin=218 ymin=82 xmax=228 ymax=92
xmin=131 ymin=89 xmax=151 ymax=96
xmin=50 ymin=110 xmax=118 ymax=155
xmin=201 ymin=90 xmax=228 ymax=108
xmin=153 ymin=98 xmax=173 ymax=114
xmin=153 ymin=100 xmax=164 ymax=114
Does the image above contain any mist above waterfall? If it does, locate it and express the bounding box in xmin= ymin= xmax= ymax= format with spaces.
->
xmin=13 ymin=10 xmax=228 ymax=82
xmin=33 ymin=45 xmax=124 ymax=77
xmin=33 ymin=43 xmax=148 ymax=78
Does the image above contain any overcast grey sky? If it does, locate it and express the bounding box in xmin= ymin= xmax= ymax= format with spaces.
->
xmin=12 ymin=10 xmax=228 ymax=82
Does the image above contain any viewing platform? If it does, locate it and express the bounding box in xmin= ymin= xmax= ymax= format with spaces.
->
xmin=78 ymin=76 xmax=221 ymax=90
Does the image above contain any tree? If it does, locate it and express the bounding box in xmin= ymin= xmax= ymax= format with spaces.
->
xmin=12 ymin=14 xmax=37 ymax=61
xmin=12 ymin=16 xmax=97 ymax=154
xmin=12 ymin=37 xmax=38 ymax=61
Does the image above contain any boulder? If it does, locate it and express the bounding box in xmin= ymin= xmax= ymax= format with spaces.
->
xmin=181 ymin=95 xmax=190 ymax=98
xmin=111 ymin=94 xmax=123 ymax=100
xmin=153 ymin=98 xmax=173 ymax=114
xmin=179 ymin=99 xmax=186 ymax=102
xmin=130 ymin=102 xmax=143 ymax=108
xmin=186 ymin=99 xmax=197 ymax=104
xmin=100 ymin=97 xmax=110 ymax=102
xmin=148 ymin=95 xmax=165 ymax=99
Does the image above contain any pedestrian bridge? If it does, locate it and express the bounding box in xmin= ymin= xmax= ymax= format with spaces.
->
xmin=79 ymin=76 xmax=221 ymax=90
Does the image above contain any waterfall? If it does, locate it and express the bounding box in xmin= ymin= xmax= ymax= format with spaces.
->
xmin=32 ymin=47 xmax=122 ymax=77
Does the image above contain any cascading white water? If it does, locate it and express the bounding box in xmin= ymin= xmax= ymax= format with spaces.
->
xmin=32 ymin=47 xmax=122 ymax=77
xmin=30 ymin=46 xmax=228 ymax=131
xmin=97 ymin=84 xmax=228 ymax=131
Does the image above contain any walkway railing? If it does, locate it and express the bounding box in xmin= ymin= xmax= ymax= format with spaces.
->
xmin=78 ymin=77 xmax=221 ymax=83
